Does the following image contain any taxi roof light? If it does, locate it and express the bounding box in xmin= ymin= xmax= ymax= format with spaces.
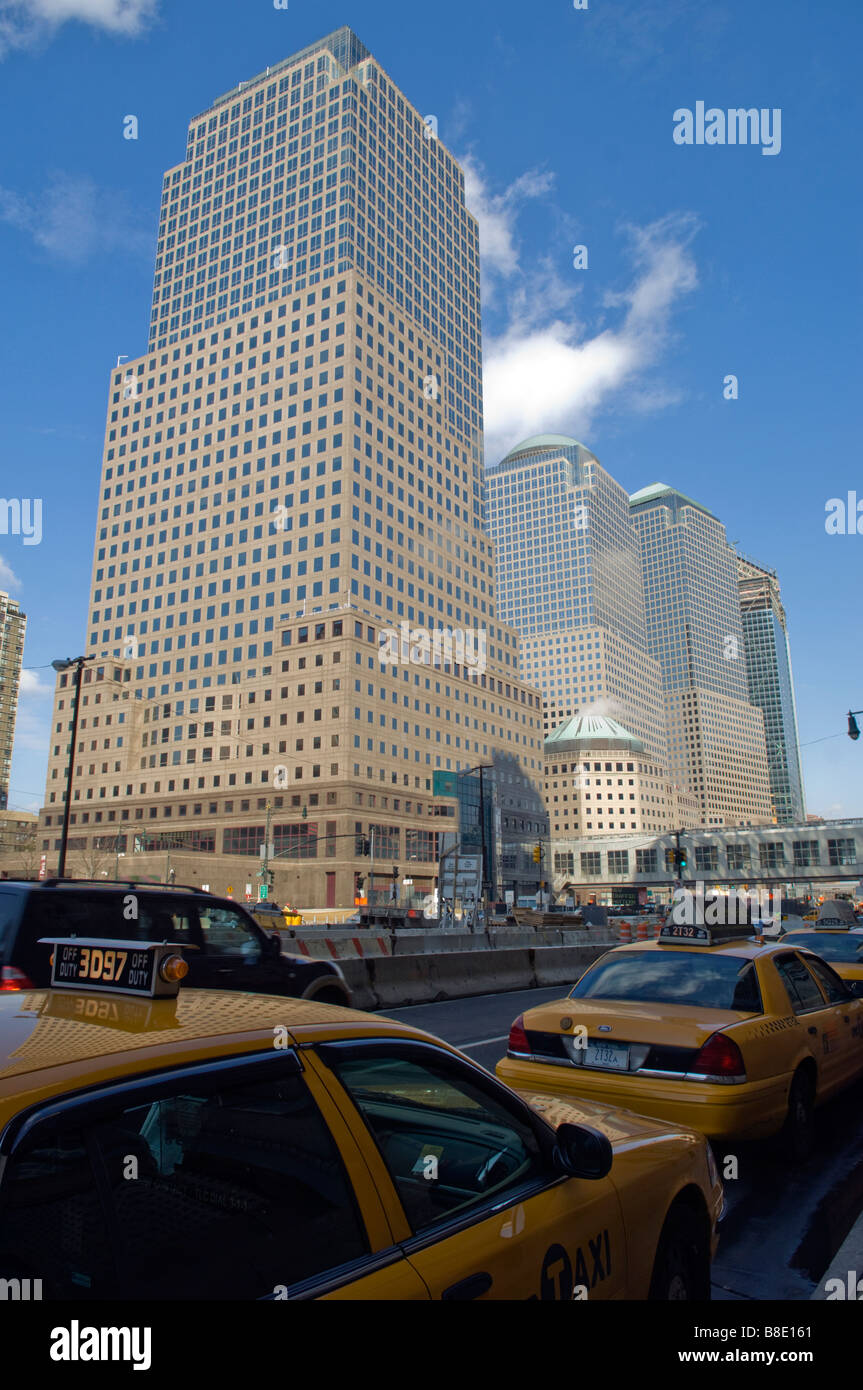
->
xmin=159 ymin=954 xmax=189 ymax=984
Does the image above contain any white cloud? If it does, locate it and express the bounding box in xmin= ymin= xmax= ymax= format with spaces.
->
xmin=0 ymin=172 xmax=153 ymax=262
xmin=462 ymin=155 xmax=555 ymax=282
xmin=0 ymin=554 xmax=20 ymax=589
xmin=482 ymin=212 xmax=699 ymax=462
xmin=0 ymin=0 xmax=156 ymax=54
xmin=11 ymin=670 xmax=53 ymax=794
xmin=18 ymin=667 xmax=52 ymax=700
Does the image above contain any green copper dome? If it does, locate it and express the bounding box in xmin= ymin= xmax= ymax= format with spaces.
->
xmin=502 ymin=435 xmax=597 ymax=464
xmin=545 ymin=713 xmax=645 ymax=754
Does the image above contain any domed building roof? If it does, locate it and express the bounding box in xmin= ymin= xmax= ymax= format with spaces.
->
xmin=502 ymin=435 xmax=598 ymax=465
xmin=545 ymin=713 xmax=645 ymax=754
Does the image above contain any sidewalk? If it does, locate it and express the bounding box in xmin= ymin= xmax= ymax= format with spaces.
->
xmin=810 ymin=1208 xmax=863 ymax=1299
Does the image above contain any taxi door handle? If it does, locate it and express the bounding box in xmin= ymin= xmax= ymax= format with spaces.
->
xmin=808 ymin=1027 xmax=818 ymax=1036
xmin=441 ymin=1272 xmax=493 ymax=1301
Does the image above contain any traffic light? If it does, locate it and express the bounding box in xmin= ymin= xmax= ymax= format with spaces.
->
xmin=676 ymin=846 xmax=688 ymax=873
xmin=356 ymin=836 xmax=371 ymax=856
xmin=356 ymin=875 xmax=365 ymax=892
xmin=302 ymin=806 xmax=308 ymax=820
xmin=849 ymin=712 xmax=861 ymax=742
xmin=532 ymin=844 xmax=542 ymax=865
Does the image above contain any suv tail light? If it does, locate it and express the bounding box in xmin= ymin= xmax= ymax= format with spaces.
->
xmin=693 ymin=1032 xmax=746 ymax=1081
xmin=508 ymin=1015 xmax=531 ymax=1055
xmin=1 ymin=966 xmax=33 ymax=992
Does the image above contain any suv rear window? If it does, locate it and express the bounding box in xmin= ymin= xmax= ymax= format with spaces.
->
xmin=569 ymin=951 xmax=763 ymax=1013
xmin=0 ymin=888 xmax=25 ymax=952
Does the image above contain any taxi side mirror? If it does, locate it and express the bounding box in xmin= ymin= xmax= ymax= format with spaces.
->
xmin=553 ymin=1123 xmax=613 ymax=1181
xmin=267 ymin=932 xmax=283 ymax=957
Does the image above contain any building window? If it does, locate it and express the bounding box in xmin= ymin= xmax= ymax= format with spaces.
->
xmin=608 ymin=850 xmax=629 ymax=876
xmin=695 ymin=846 xmax=718 ymax=873
xmin=580 ymin=852 xmax=601 ymax=877
xmin=727 ymin=845 xmax=749 ymax=872
xmin=635 ymin=848 xmax=656 ymax=874
xmin=553 ymin=852 xmax=575 ymax=875
xmin=793 ymin=840 xmax=820 ymax=869
xmin=828 ymin=838 xmax=857 ymax=867
xmin=759 ymin=843 xmax=786 ymax=869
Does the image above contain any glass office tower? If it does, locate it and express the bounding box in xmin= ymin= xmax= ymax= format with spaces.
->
xmin=630 ymin=484 xmax=773 ymax=827
xmin=737 ymin=555 xmax=806 ymax=824
xmin=38 ymin=27 xmax=547 ymax=905
xmin=485 ymin=436 xmax=668 ymax=764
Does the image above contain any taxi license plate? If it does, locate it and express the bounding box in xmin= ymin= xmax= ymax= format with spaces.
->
xmin=584 ymin=1041 xmax=629 ymax=1071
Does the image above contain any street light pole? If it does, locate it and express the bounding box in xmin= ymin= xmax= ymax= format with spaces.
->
xmin=52 ymin=656 xmax=91 ymax=879
xmin=478 ymin=764 xmax=489 ymax=927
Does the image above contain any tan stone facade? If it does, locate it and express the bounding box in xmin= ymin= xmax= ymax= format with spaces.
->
xmin=0 ymin=591 xmax=25 ymax=811
xmin=37 ymin=33 xmax=546 ymax=906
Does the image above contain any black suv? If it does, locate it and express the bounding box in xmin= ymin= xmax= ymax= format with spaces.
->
xmin=0 ymin=879 xmax=352 ymax=1006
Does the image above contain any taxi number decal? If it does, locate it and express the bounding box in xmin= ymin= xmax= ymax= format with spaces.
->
xmin=753 ymin=1015 xmax=798 ymax=1039
xmin=535 ymin=1231 xmax=611 ymax=1299
xmin=76 ymin=948 xmax=128 ymax=984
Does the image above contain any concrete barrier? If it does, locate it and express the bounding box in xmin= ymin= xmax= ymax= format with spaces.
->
xmin=366 ymin=954 xmax=438 ymax=1009
xmin=391 ymin=932 xmax=478 ymax=956
xmin=531 ymin=945 xmax=612 ymax=989
xmin=336 ymin=943 xmax=613 ymax=1011
xmin=337 ymin=958 xmax=378 ymax=1011
xmin=432 ymin=948 xmax=535 ymax=999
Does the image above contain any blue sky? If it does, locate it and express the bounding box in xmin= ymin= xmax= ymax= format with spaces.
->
xmin=1 ymin=0 xmax=860 ymax=819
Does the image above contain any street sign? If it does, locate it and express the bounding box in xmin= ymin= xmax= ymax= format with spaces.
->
xmin=439 ymin=855 xmax=482 ymax=903
xmin=258 ymin=886 xmax=269 ymax=901
xmin=38 ymin=854 xmax=47 ymax=881
xmin=260 ymin=843 xmax=275 ymax=860
xmin=245 ymin=883 xmax=253 ymax=901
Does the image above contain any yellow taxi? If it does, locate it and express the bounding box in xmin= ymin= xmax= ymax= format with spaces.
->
xmin=782 ymin=926 xmax=863 ymax=996
xmin=497 ymin=922 xmax=863 ymax=1159
xmin=0 ymin=936 xmax=722 ymax=1301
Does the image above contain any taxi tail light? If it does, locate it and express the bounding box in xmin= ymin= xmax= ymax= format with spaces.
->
xmin=693 ymin=1032 xmax=746 ymax=1080
xmin=0 ymin=965 xmax=33 ymax=992
xmin=508 ymin=1015 xmax=531 ymax=1054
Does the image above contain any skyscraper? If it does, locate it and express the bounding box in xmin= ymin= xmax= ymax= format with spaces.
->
xmin=737 ymin=554 xmax=806 ymax=824
xmin=485 ymin=436 xmax=667 ymax=762
xmin=0 ymin=591 xmax=26 ymax=812
xmin=630 ymin=484 xmax=773 ymax=827
xmin=38 ymin=27 xmax=546 ymax=905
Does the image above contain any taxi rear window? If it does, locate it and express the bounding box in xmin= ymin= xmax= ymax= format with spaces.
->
xmin=569 ymin=951 xmax=763 ymax=1013
xmin=787 ymin=933 xmax=863 ymax=963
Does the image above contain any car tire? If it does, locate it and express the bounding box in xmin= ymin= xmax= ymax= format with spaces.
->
xmin=648 ymin=1205 xmax=710 ymax=1301
xmin=309 ymin=986 xmax=349 ymax=1006
xmin=782 ymin=1069 xmax=816 ymax=1163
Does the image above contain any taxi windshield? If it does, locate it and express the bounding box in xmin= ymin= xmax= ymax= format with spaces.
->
xmin=569 ymin=951 xmax=763 ymax=1012
xmin=789 ymin=933 xmax=863 ymax=963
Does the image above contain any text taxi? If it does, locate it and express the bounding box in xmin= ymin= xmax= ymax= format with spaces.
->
xmin=0 ymin=937 xmax=722 ymax=1301
xmin=497 ymin=922 xmax=863 ymax=1159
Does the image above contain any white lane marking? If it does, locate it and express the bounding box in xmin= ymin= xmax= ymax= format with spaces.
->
xmin=459 ymin=1036 xmax=508 ymax=1050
